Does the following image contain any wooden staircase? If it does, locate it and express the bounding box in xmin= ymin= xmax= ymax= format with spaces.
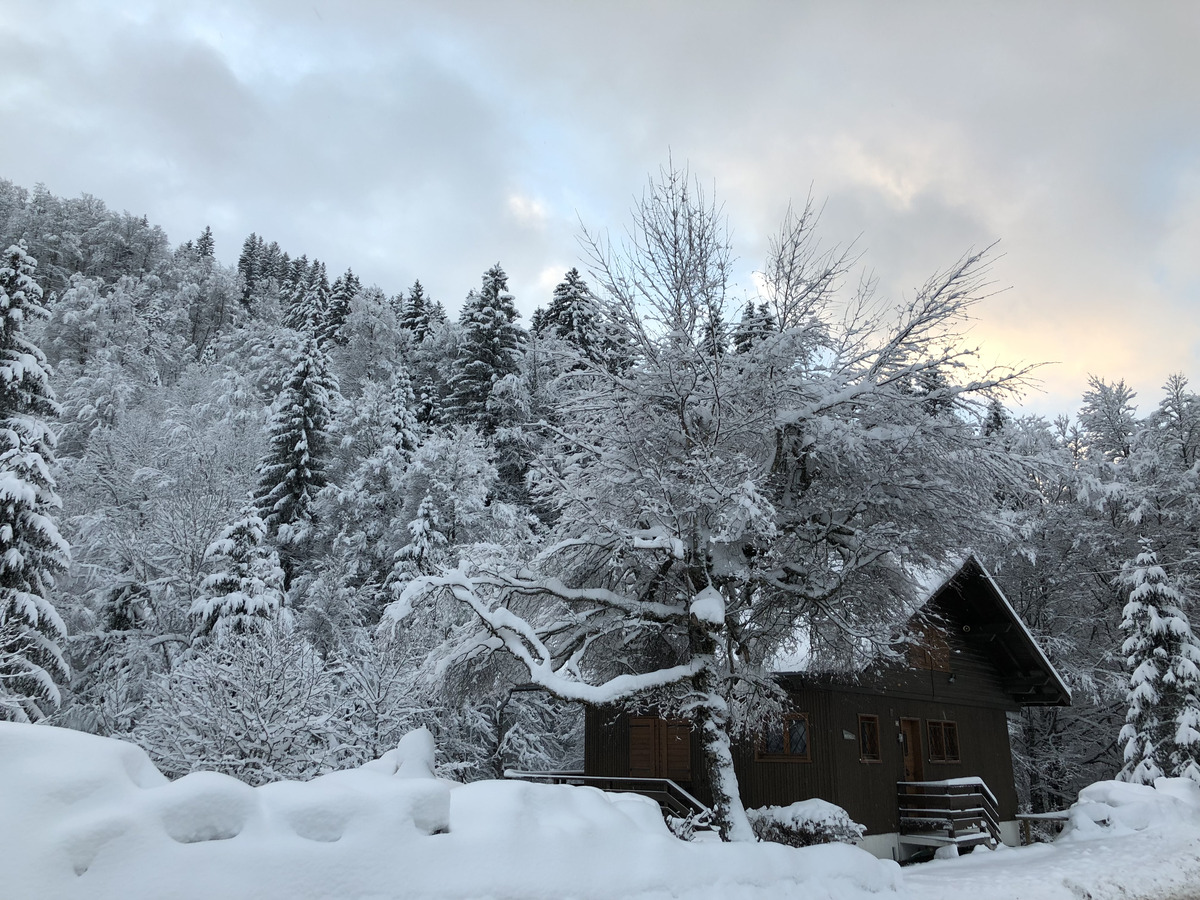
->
xmin=897 ymin=777 xmax=1001 ymax=851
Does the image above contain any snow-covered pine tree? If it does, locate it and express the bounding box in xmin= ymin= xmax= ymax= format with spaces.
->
xmin=283 ymin=260 xmax=329 ymax=334
xmin=191 ymin=512 xmax=287 ymax=637
xmin=538 ymin=269 xmax=593 ymax=342
xmin=730 ymin=301 xmax=776 ymax=354
xmin=237 ymin=232 xmax=261 ymax=306
xmin=195 ymin=225 xmax=215 ymax=258
xmin=445 ymin=264 xmax=525 ymax=432
xmin=399 ymin=280 xmax=433 ymax=341
xmin=0 ymin=243 xmax=71 ymax=722
xmin=701 ymin=301 xmax=728 ymax=358
xmin=319 ymin=268 xmax=360 ymax=347
xmin=534 ymin=267 xmax=628 ymax=371
xmin=253 ymin=337 xmax=338 ymax=552
xmin=391 ymin=494 xmax=447 ymax=579
xmin=1118 ymin=547 xmax=1200 ymax=784
xmin=387 ymin=365 xmax=422 ymax=462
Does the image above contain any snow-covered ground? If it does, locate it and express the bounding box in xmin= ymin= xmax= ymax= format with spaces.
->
xmin=3 ymin=722 xmax=1198 ymax=900
xmin=909 ymin=779 xmax=1200 ymax=900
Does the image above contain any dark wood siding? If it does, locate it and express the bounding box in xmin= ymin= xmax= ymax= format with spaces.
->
xmin=586 ymin=684 xmax=1019 ymax=835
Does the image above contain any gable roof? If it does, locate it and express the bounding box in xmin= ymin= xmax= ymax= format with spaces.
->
xmin=921 ymin=555 xmax=1072 ymax=707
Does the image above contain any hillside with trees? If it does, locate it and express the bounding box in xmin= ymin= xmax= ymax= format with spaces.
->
xmin=0 ymin=168 xmax=1197 ymax=837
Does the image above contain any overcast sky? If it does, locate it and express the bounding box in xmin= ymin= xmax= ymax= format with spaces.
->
xmin=2 ymin=1 xmax=1198 ymax=416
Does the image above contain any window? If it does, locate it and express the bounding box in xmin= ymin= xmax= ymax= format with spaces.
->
xmin=757 ymin=713 xmax=811 ymax=762
xmin=907 ymin=620 xmax=951 ymax=672
xmin=927 ymin=720 xmax=960 ymax=762
xmin=858 ymin=714 xmax=881 ymax=762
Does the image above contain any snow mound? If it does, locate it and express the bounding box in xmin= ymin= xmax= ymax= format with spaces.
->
xmin=1058 ymin=776 xmax=1200 ymax=841
xmin=0 ymin=722 xmax=905 ymax=900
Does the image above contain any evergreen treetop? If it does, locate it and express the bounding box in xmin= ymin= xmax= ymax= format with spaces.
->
xmin=446 ymin=263 xmax=525 ymax=432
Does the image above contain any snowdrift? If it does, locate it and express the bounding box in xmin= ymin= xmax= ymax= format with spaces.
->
xmin=0 ymin=723 xmax=903 ymax=900
xmin=1059 ymin=776 xmax=1200 ymax=840
xmin=905 ymin=777 xmax=1200 ymax=900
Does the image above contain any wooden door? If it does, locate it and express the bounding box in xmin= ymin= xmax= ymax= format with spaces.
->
xmin=663 ymin=721 xmax=692 ymax=782
xmin=629 ymin=717 xmax=658 ymax=777
xmin=629 ymin=717 xmax=692 ymax=782
xmin=900 ymin=718 xmax=924 ymax=783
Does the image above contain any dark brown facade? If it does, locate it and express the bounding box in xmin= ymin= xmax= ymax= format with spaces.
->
xmin=583 ymin=557 xmax=1070 ymax=836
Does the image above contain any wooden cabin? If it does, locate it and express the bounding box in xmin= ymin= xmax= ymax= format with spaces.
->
xmin=581 ymin=556 xmax=1071 ymax=860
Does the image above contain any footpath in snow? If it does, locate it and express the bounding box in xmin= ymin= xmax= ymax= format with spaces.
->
xmin=2 ymin=722 xmax=1199 ymax=900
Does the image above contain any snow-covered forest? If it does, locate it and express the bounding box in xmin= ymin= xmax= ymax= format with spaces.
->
xmin=1 ymin=166 xmax=1199 ymax=837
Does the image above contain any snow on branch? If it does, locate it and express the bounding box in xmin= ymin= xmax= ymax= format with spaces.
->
xmin=382 ymin=566 xmax=701 ymax=705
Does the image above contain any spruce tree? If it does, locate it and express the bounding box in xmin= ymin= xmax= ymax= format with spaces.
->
xmin=731 ymin=301 xmax=776 ymax=354
xmin=391 ymin=494 xmax=447 ymax=580
xmin=446 ymin=263 xmax=525 ymax=432
xmin=701 ymin=303 xmax=729 ymax=358
xmin=253 ymin=337 xmax=338 ymax=548
xmin=192 ymin=512 xmax=286 ymax=637
xmin=427 ymin=298 xmax=448 ymax=328
xmin=536 ymin=268 xmax=621 ymax=368
xmin=0 ymin=243 xmax=71 ymax=722
xmin=387 ymin=365 xmax=422 ymax=463
xmin=195 ymin=225 xmax=215 ymax=258
xmin=285 ymin=261 xmax=330 ymax=335
xmin=399 ymin=280 xmax=431 ymax=341
xmin=1118 ymin=548 xmax=1200 ymax=784
xmin=237 ymin=232 xmax=261 ymax=306
xmin=319 ymin=268 xmax=359 ymax=347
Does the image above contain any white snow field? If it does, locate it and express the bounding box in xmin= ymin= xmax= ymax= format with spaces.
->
xmin=909 ymin=779 xmax=1200 ymax=900
xmin=2 ymin=723 xmax=1199 ymax=900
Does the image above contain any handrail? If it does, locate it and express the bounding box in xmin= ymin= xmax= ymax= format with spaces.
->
xmin=897 ymin=777 xmax=998 ymax=807
xmin=503 ymin=770 xmax=713 ymax=824
xmin=897 ymin=778 xmax=1000 ymax=847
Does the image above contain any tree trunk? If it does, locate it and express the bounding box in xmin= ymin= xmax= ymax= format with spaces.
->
xmin=689 ymin=627 xmax=755 ymax=841
xmin=695 ymin=696 xmax=755 ymax=841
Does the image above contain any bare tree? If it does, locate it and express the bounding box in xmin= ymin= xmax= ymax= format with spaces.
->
xmin=388 ymin=162 xmax=1035 ymax=841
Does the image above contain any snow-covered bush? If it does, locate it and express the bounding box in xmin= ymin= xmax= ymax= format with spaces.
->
xmin=133 ymin=627 xmax=340 ymax=784
xmin=747 ymin=798 xmax=865 ymax=847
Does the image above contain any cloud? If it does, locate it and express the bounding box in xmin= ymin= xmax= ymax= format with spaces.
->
xmin=506 ymin=193 xmax=549 ymax=229
xmin=1 ymin=0 xmax=1198 ymax=414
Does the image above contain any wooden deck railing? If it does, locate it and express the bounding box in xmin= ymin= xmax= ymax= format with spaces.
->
xmin=897 ymin=777 xmax=1001 ymax=848
xmin=503 ymin=770 xmax=712 ymax=823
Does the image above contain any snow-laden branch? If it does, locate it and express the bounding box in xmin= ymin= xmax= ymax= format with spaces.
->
xmin=383 ymin=567 xmax=702 ymax=705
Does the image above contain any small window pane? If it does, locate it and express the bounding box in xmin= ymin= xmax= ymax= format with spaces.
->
xmin=928 ymin=722 xmax=946 ymax=760
xmin=944 ymin=723 xmax=960 ymax=761
xmin=765 ymin=724 xmax=785 ymax=755
xmin=789 ymin=717 xmax=808 ymax=756
xmin=859 ymin=716 xmax=880 ymax=761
